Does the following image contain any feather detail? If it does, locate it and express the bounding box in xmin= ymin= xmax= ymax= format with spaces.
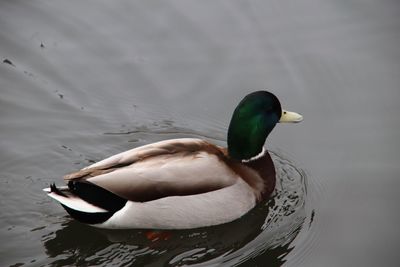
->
xmin=62 ymin=139 xmax=244 ymax=202
xmin=47 ymin=190 xmax=108 ymax=213
xmin=63 ymin=138 xmax=224 ymax=180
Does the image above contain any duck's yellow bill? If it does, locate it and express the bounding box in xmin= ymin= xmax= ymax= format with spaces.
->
xmin=279 ymin=110 xmax=303 ymax=123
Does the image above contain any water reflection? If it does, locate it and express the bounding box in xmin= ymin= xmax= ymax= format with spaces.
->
xmin=42 ymin=152 xmax=309 ymax=267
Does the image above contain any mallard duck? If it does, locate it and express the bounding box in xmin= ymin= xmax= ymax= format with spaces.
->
xmin=44 ymin=91 xmax=302 ymax=229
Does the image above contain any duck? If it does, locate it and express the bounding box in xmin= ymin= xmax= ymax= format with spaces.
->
xmin=44 ymin=91 xmax=302 ymax=229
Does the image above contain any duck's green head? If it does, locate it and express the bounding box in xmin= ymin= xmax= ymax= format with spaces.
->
xmin=227 ymin=91 xmax=303 ymax=161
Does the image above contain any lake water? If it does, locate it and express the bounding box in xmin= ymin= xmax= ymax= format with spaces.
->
xmin=1 ymin=1 xmax=399 ymax=266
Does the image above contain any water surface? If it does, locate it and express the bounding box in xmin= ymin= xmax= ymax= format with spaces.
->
xmin=1 ymin=1 xmax=399 ymax=266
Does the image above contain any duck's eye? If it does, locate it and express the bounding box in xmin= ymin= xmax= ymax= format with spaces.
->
xmin=283 ymin=111 xmax=287 ymax=114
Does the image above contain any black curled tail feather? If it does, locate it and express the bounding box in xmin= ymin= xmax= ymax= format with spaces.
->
xmin=50 ymin=181 xmax=127 ymax=225
xmin=50 ymin=183 xmax=68 ymax=197
xmin=67 ymin=180 xmax=127 ymax=213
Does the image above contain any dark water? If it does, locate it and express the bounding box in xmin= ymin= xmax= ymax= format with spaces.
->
xmin=1 ymin=1 xmax=399 ymax=266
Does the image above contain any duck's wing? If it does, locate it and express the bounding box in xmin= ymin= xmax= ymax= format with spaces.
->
xmin=64 ymin=138 xmax=223 ymax=180
xmin=63 ymin=138 xmax=242 ymax=202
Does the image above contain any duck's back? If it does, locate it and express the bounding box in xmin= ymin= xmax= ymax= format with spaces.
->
xmin=64 ymin=138 xmax=240 ymax=202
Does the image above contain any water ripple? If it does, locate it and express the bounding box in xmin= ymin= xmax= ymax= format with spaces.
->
xmin=40 ymin=129 xmax=314 ymax=267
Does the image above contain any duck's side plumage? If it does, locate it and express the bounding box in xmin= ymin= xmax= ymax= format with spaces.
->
xmin=65 ymin=139 xmax=252 ymax=200
xmin=100 ymin=177 xmax=257 ymax=229
xmin=46 ymin=138 xmax=274 ymax=229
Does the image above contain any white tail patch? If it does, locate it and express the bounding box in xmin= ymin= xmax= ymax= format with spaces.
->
xmin=47 ymin=192 xmax=108 ymax=213
xmin=43 ymin=187 xmax=51 ymax=193
xmin=43 ymin=186 xmax=69 ymax=193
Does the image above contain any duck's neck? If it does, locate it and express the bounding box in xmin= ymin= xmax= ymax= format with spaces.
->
xmin=241 ymin=147 xmax=267 ymax=163
xmin=243 ymin=150 xmax=276 ymax=198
